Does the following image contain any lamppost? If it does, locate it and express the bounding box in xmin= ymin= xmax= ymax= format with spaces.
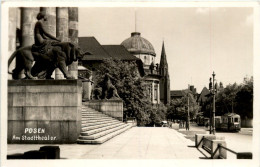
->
xmin=209 ymin=71 xmax=217 ymax=135
xmin=186 ymin=92 xmax=193 ymax=131
xmin=187 ymin=94 xmax=190 ymax=131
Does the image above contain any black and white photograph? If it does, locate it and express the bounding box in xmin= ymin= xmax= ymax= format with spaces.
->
xmin=1 ymin=1 xmax=259 ymax=167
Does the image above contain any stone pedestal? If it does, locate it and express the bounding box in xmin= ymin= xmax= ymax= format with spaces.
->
xmin=211 ymin=140 xmax=227 ymax=159
xmin=8 ymin=80 xmax=82 ymax=144
xmin=84 ymin=100 xmax=123 ymax=121
xmin=195 ymin=134 xmax=214 ymax=148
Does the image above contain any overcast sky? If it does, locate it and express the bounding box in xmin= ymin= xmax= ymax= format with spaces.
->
xmin=78 ymin=7 xmax=253 ymax=93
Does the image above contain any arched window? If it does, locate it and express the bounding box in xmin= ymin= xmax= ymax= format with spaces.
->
xmin=144 ymin=55 xmax=149 ymax=65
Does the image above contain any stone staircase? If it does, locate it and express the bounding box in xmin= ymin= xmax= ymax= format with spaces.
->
xmin=77 ymin=106 xmax=132 ymax=144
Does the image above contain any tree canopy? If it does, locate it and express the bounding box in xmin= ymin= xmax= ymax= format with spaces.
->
xmin=167 ymin=90 xmax=200 ymax=121
xmin=94 ymin=58 xmax=166 ymax=126
xmin=201 ymin=76 xmax=253 ymax=119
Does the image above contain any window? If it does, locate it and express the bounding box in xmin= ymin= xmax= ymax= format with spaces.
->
xmin=144 ymin=55 xmax=149 ymax=65
xmin=234 ymin=118 xmax=239 ymax=122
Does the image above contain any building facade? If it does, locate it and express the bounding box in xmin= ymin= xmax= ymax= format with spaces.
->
xmin=121 ymin=32 xmax=170 ymax=105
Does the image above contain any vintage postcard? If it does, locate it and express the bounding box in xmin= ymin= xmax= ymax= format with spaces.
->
xmin=1 ymin=1 xmax=259 ymax=167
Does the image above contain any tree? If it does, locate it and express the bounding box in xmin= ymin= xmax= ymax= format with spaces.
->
xmin=149 ymin=103 xmax=167 ymax=126
xmin=94 ymin=58 xmax=152 ymax=126
xmin=167 ymin=90 xmax=199 ymax=121
xmin=235 ymin=76 xmax=253 ymax=119
xmin=215 ymin=82 xmax=240 ymax=116
xmin=201 ymin=76 xmax=253 ymax=119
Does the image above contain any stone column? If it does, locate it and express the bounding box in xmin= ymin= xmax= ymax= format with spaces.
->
xmin=56 ymin=7 xmax=69 ymax=79
xmin=40 ymin=7 xmax=56 ymax=37
xmin=152 ymin=81 xmax=155 ymax=104
xmin=20 ymin=7 xmax=39 ymax=79
xmin=8 ymin=8 xmax=17 ymax=79
xmin=68 ymin=7 xmax=78 ymax=79
xmin=40 ymin=7 xmax=56 ymax=78
xmin=157 ymin=83 xmax=160 ymax=104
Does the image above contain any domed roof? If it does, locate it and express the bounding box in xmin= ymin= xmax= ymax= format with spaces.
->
xmin=121 ymin=32 xmax=156 ymax=56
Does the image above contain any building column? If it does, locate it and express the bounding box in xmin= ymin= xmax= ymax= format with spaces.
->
xmin=20 ymin=7 xmax=39 ymax=79
xmin=8 ymin=8 xmax=17 ymax=79
xmin=40 ymin=7 xmax=56 ymax=79
xmin=157 ymin=83 xmax=160 ymax=104
xmin=40 ymin=7 xmax=56 ymax=37
xmin=152 ymin=81 xmax=155 ymax=104
xmin=56 ymin=7 xmax=69 ymax=79
xmin=68 ymin=7 xmax=78 ymax=79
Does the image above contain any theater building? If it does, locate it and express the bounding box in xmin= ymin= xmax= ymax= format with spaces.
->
xmin=121 ymin=32 xmax=170 ymax=105
xmin=79 ymin=32 xmax=170 ymax=105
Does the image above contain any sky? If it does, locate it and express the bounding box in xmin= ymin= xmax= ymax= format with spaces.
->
xmin=78 ymin=7 xmax=253 ymax=93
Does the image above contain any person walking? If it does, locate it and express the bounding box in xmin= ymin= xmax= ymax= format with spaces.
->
xmin=186 ymin=120 xmax=190 ymax=131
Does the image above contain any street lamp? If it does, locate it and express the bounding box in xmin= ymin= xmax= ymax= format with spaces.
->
xmin=209 ymin=72 xmax=217 ymax=135
xmin=186 ymin=92 xmax=193 ymax=131
xmin=187 ymin=94 xmax=190 ymax=131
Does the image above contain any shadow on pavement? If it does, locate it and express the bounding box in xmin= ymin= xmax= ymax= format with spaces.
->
xmin=7 ymin=146 xmax=60 ymax=159
xmin=197 ymin=148 xmax=211 ymax=159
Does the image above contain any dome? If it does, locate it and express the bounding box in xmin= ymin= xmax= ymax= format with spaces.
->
xmin=121 ymin=32 xmax=156 ymax=56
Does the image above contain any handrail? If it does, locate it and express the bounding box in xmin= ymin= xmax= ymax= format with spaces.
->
xmin=197 ymin=136 xmax=204 ymax=147
xmin=218 ymin=144 xmax=237 ymax=155
xmin=212 ymin=143 xmax=238 ymax=159
xmin=198 ymin=136 xmax=251 ymax=159
xmin=212 ymin=145 xmax=220 ymax=158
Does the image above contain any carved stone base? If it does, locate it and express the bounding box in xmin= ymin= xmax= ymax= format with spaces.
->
xmin=8 ymin=80 xmax=82 ymax=144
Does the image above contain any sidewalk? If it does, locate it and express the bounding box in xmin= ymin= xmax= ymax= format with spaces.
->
xmin=8 ymin=127 xmax=202 ymax=159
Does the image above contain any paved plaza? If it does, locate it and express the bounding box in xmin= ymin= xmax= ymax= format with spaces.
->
xmin=8 ymin=127 xmax=203 ymax=159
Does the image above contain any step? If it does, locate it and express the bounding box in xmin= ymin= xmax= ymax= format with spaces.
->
xmin=81 ymin=120 xmax=119 ymax=127
xmin=80 ymin=122 xmax=125 ymax=136
xmin=81 ymin=111 xmax=101 ymax=114
xmin=77 ymin=124 xmax=132 ymax=144
xmin=81 ymin=114 xmax=109 ymax=118
xmin=78 ymin=124 xmax=129 ymax=140
xmin=82 ymin=117 xmax=110 ymax=121
xmin=82 ymin=107 xmax=97 ymax=111
xmin=81 ymin=110 xmax=100 ymax=113
xmin=81 ymin=117 xmax=114 ymax=122
xmin=82 ymin=111 xmax=102 ymax=114
xmin=81 ymin=112 xmax=104 ymax=115
xmin=81 ymin=121 xmax=122 ymax=131
xmin=81 ymin=115 xmax=112 ymax=118
xmin=82 ymin=108 xmax=98 ymax=111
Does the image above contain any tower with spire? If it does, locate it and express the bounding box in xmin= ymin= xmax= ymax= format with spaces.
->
xmin=159 ymin=42 xmax=170 ymax=105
